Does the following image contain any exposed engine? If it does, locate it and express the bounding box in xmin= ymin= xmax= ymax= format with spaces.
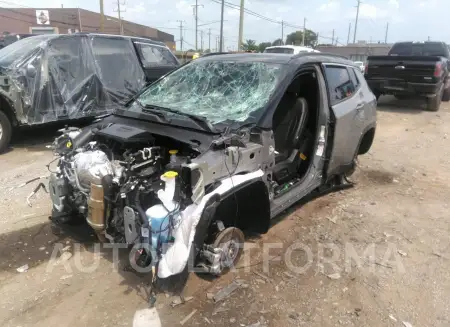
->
xmin=49 ymin=123 xmax=201 ymax=267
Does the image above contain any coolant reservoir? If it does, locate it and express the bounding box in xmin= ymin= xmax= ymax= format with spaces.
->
xmin=146 ymin=171 xmax=179 ymax=249
xmin=169 ymin=149 xmax=178 ymax=164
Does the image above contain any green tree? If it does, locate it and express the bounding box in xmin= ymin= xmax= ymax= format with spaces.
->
xmin=242 ymin=39 xmax=258 ymax=51
xmin=272 ymin=38 xmax=283 ymax=46
xmin=258 ymin=42 xmax=272 ymax=52
xmin=285 ymin=29 xmax=318 ymax=47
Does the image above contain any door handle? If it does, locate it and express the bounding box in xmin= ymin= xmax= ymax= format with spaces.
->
xmin=356 ymin=103 xmax=364 ymax=110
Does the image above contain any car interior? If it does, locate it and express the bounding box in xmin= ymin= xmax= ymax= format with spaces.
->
xmin=271 ymin=70 xmax=319 ymax=196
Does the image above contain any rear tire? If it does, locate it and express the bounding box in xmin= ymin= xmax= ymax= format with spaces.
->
xmin=427 ymin=92 xmax=442 ymax=112
xmin=0 ymin=111 xmax=12 ymax=153
xmin=442 ymin=87 xmax=450 ymax=101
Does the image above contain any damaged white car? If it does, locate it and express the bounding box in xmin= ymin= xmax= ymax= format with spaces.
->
xmin=47 ymin=52 xmax=377 ymax=281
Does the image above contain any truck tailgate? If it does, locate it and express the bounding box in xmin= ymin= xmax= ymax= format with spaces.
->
xmin=366 ymin=55 xmax=441 ymax=83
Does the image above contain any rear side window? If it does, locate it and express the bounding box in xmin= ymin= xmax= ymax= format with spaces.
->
xmin=134 ymin=42 xmax=178 ymax=66
xmin=348 ymin=67 xmax=360 ymax=89
xmin=324 ymin=66 xmax=356 ymax=104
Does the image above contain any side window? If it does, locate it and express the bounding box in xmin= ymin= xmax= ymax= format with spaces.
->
xmin=91 ymin=36 xmax=145 ymax=92
xmin=134 ymin=42 xmax=178 ymax=66
xmin=348 ymin=67 xmax=360 ymax=89
xmin=324 ymin=66 xmax=356 ymax=104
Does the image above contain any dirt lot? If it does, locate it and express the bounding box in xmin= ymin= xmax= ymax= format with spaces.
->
xmin=0 ymin=96 xmax=449 ymax=327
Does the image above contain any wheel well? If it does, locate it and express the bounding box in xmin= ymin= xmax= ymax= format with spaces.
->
xmin=0 ymin=94 xmax=16 ymax=126
xmin=358 ymin=127 xmax=375 ymax=155
xmin=213 ymin=180 xmax=271 ymax=235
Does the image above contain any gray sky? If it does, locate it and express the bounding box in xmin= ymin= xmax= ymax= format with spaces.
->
xmin=2 ymin=0 xmax=447 ymax=50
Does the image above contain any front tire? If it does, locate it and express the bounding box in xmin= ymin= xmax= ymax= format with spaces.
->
xmin=442 ymin=86 xmax=450 ymax=101
xmin=0 ymin=111 xmax=12 ymax=153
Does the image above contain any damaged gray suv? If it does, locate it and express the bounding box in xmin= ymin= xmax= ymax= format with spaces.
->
xmin=48 ymin=52 xmax=377 ymax=281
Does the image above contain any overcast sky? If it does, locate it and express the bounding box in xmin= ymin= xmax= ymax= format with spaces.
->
xmin=1 ymin=0 xmax=447 ymax=50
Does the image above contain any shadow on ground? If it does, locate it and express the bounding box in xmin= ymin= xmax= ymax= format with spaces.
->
xmin=376 ymin=95 xmax=427 ymax=113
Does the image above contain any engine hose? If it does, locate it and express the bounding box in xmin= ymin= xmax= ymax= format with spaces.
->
xmin=134 ymin=188 xmax=149 ymax=228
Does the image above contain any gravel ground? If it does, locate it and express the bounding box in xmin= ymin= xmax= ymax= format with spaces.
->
xmin=0 ymin=96 xmax=449 ymax=327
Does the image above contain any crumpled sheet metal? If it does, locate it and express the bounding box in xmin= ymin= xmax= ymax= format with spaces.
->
xmin=0 ymin=34 xmax=145 ymax=125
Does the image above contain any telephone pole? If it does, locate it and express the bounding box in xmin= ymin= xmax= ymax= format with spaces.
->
xmin=302 ymin=18 xmax=306 ymax=46
xmin=281 ymin=20 xmax=284 ymax=45
xmin=347 ymin=22 xmax=351 ymax=44
xmin=99 ymin=0 xmax=104 ymax=32
xmin=208 ymin=28 xmax=211 ymax=50
xmin=219 ymin=0 xmax=225 ymax=51
xmin=332 ymin=29 xmax=335 ymax=45
xmin=192 ymin=1 xmax=203 ymax=50
xmin=353 ymin=0 xmax=361 ymax=43
xmin=384 ymin=22 xmax=389 ymax=43
xmin=200 ymin=30 xmax=204 ymax=50
xmin=238 ymin=0 xmax=244 ymax=51
xmin=113 ymin=0 xmax=125 ymax=35
xmin=177 ymin=20 xmax=184 ymax=52
xmin=335 ymin=37 xmax=338 ymax=46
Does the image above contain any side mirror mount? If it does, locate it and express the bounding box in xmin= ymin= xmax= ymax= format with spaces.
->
xmin=26 ymin=63 xmax=36 ymax=78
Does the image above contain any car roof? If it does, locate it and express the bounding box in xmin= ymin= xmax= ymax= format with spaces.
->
xmin=265 ymin=45 xmax=319 ymax=53
xmin=196 ymin=52 xmax=352 ymax=66
xmin=37 ymin=32 xmax=166 ymax=47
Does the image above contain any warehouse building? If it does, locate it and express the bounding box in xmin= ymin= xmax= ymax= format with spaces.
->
xmin=0 ymin=7 xmax=176 ymax=50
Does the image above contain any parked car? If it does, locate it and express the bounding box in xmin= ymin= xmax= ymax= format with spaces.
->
xmin=47 ymin=52 xmax=376 ymax=282
xmin=0 ymin=33 xmax=179 ymax=152
xmin=0 ymin=33 xmax=36 ymax=49
xmin=365 ymin=41 xmax=450 ymax=111
xmin=354 ymin=61 xmax=365 ymax=73
xmin=264 ymin=45 xmax=320 ymax=54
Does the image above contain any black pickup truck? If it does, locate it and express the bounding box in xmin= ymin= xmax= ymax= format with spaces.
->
xmin=365 ymin=41 xmax=450 ymax=111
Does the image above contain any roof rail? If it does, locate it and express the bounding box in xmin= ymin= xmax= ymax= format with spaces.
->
xmin=292 ymin=52 xmax=349 ymax=60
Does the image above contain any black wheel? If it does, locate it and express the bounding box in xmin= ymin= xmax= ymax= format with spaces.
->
xmin=212 ymin=227 xmax=245 ymax=275
xmin=427 ymin=91 xmax=442 ymax=111
xmin=442 ymin=87 xmax=450 ymax=101
xmin=0 ymin=111 xmax=12 ymax=153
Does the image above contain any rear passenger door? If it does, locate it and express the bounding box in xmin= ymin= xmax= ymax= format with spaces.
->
xmin=323 ymin=64 xmax=364 ymax=176
xmin=133 ymin=42 xmax=179 ymax=84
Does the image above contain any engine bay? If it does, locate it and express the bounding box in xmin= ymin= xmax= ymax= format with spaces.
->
xmin=49 ymin=123 xmax=203 ymax=269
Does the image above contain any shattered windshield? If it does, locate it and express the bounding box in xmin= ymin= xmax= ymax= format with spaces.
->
xmin=134 ymin=59 xmax=285 ymax=124
xmin=0 ymin=35 xmax=55 ymax=68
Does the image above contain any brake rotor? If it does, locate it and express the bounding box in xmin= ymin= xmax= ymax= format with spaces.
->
xmin=212 ymin=227 xmax=245 ymax=274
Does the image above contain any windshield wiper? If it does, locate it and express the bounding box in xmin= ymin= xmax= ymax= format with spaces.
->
xmin=142 ymin=104 xmax=218 ymax=133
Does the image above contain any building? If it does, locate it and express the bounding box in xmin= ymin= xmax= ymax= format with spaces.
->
xmin=317 ymin=42 xmax=393 ymax=63
xmin=0 ymin=7 xmax=176 ymax=50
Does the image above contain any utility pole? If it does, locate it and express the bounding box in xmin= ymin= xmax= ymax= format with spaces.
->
xmin=347 ymin=22 xmax=351 ymax=45
xmin=353 ymin=0 xmax=361 ymax=43
xmin=113 ymin=0 xmax=125 ymax=35
xmin=99 ymin=0 xmax=104 ymax=32
xmin=219 ymin=0 xmax=225 ymax=51
xmin=332 ymin=29 xmax=335 ymax=46
xmin=192 ymin=1 xmax=203 ymax=50
xmin=238 ymin=0 xmax=244 ymax=51
xmin=208 ymin=28 xmax=211 ymax=51
xmin=428 ymin=36 xmax=431 ymax=41
xmin=216 ymin=35 xmax=219 ymax=52
xmin=384 ymin=22 xmax=389 ymax=43
xmin=177 ymin=20 xmax=184 ymax=52
xmin=335 ymin=37 xmax=338 ymax=46
xmin=200 ymin=30 xmax=204 ymax=51
xmin=281 ymin=20 xmax=284 ymax=45
xmin=302 ymin=17 xmax=306 ymax=46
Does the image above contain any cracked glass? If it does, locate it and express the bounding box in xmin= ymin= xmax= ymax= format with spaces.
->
xmin=135 ymin=59 xmax=285 ymax=124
